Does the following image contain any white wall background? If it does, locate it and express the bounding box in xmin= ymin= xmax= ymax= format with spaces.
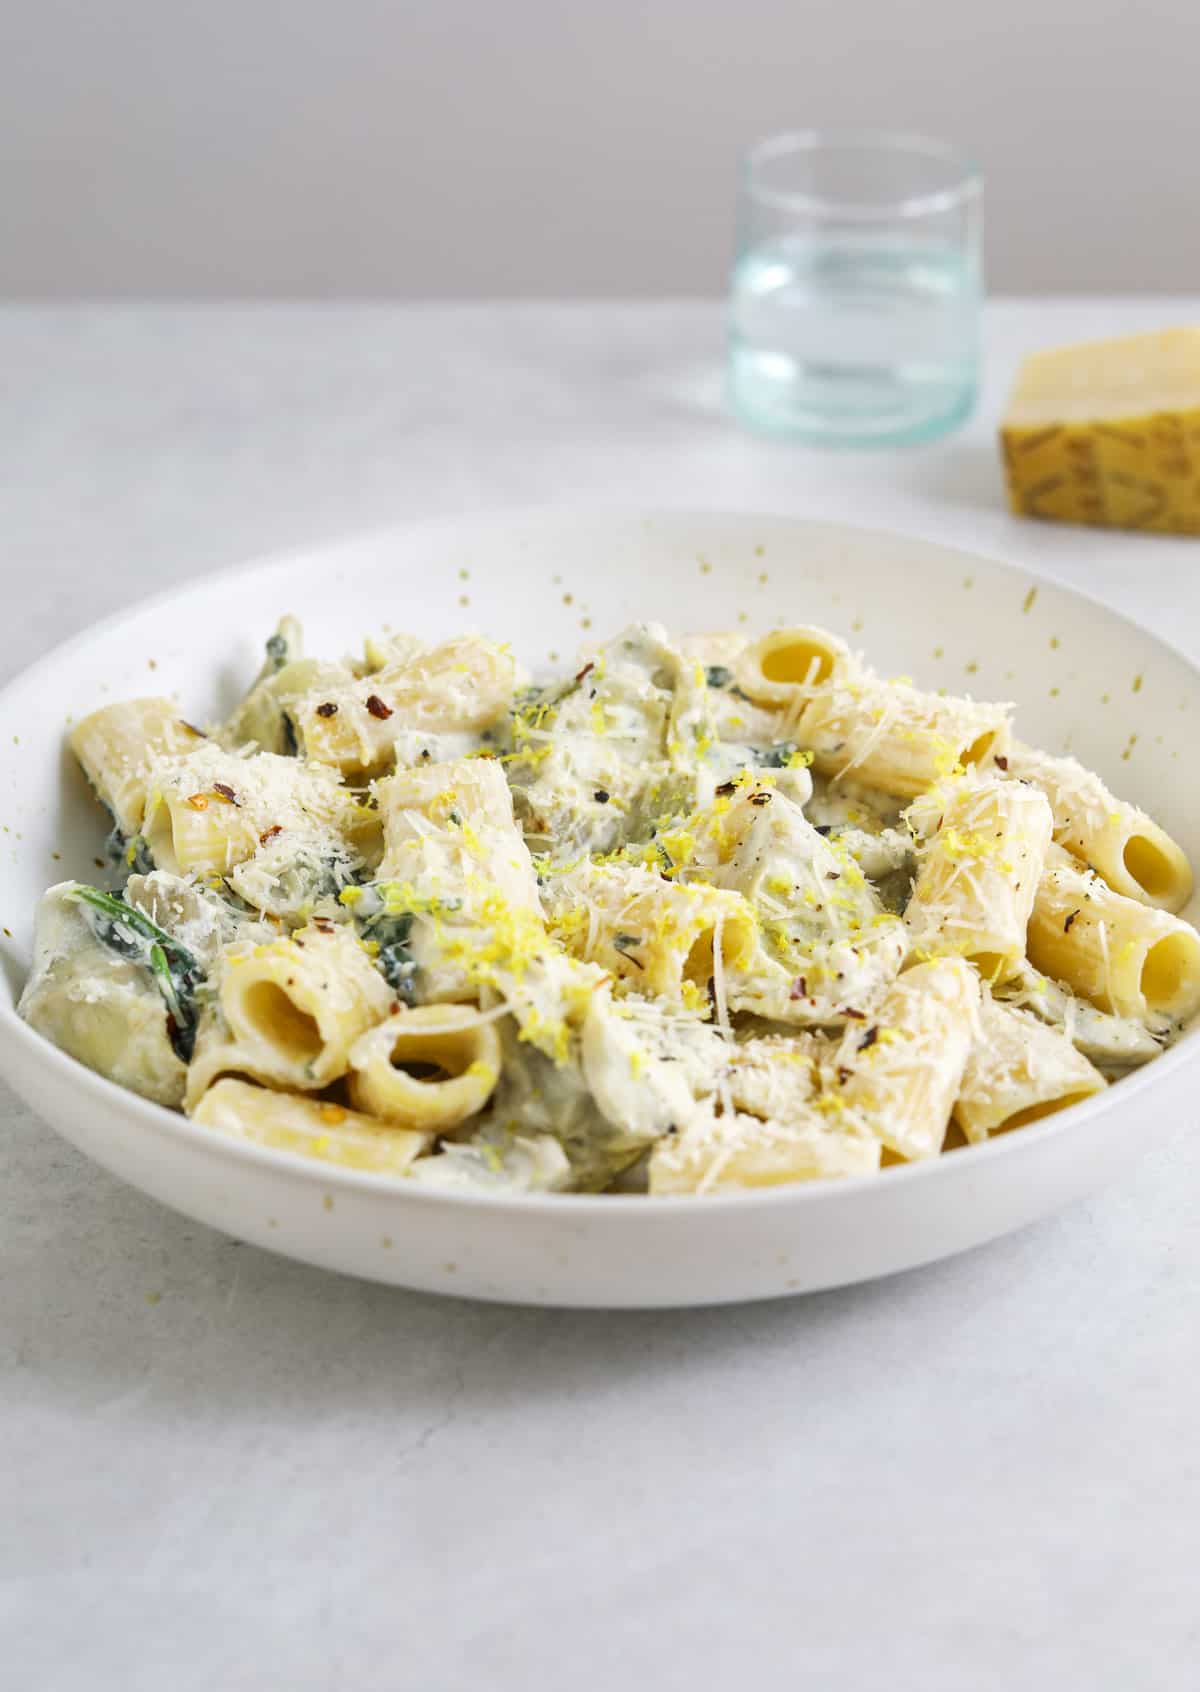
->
xmin=4 ymin=0 xmax=1197 ymax=298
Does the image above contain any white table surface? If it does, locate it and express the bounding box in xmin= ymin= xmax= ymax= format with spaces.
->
xmin=4 ymin=299 xmax=1199 ymax=1690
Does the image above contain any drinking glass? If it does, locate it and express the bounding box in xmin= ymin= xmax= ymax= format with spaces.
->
xmin=728 ymin=130 xmax=982 ymax=446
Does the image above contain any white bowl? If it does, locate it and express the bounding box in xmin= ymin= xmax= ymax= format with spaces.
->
xmin=1 ymin=509 xmax=1197 ymax=1307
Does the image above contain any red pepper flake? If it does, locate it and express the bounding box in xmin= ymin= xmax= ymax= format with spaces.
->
xmin=749 ymin=791 xmax=772 ymax=807
xmin=1064 ymin=909 xmax=1080 ymax=933
xmin=316 ymin=701 xmax=339 ymax=718
xmin=715 ymin=780 xmax=737 ymax=798
xmin=836 ymin=1066 xmax=852 ymax=1085
xmin=859 ymin=1026 xmax=879 ymax=1051
xmin=842 ymin=1007 xmax=867 ymax=1020
xmin=259 ymin=824 xmax=283 ymax=846
xmin=212 ymin=782 xmax=239 ymax=805
xmin=789 ymin=976 xmax=809 ymax=1000
xmin=993 ymin=754 xmax=1009 ymax=771
xmin=575 ymin=661 xmax=594 ymax=684
xmin=186 ymin=793 xmax=210 ymax=811
xmin=366 ymin=694 xmax=393 ymax=720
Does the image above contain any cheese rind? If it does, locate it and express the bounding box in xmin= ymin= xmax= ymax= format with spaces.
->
xmin=1000 ymin=330 xmax=1200 ymax=533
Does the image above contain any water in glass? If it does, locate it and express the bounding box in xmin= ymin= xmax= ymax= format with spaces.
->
xmin=729 ymin=231 xmax=979 ymax=444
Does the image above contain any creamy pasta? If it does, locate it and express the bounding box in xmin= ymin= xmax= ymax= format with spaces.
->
xmin=19 ymin=617 xmax=1199 ymax=1195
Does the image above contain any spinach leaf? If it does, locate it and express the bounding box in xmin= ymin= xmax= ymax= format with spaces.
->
xmin=105 ymin=824 xmax=154 ymax=876
xmin=360 ymin=909 xmax=419 ymax=1003
xmin=753 ymin=743 xmax=799 ymax=769
xmin=258 ymin=843 xmax=360 ymax=914
xmin=68 ymin=885 xmax=203 ymax=1060
xmin=345 ymin=882 xmax=465 ymax=1004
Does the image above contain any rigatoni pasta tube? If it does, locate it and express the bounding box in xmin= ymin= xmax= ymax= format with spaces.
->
xmin=18 ymin=882 xmax=187 ymax=1108
xmin=705 ymin=785 xmax=882 ymax=936
xmin=699 ymin=785 xmax=908 ymax=1025
xmin=376 ymin=756 xmax=540 ymax=911
xmin=795 ymin=675 xmax=1012 ymax=798
xmin=193 ymin=1079 xmax=430 ymax=1173
xmin=220 ymin=656 xmax=355 ymax=757
xmin=678 ymin=635 xmax=784 ymax=748
xmin=1007 ymin=742 xmax=1193 ymax=912
xmin=544 ymin=861 xmax=758 ymax=1009
xmin=189 ymin=923 xmax=393 ymax=1104
xmin=734 ymin=625 xmax=856 ymax=708
xmin=724 ymin=1036 xmax=823 ymax=1126
xmin=648 ymin=1104 xmax=881 ymax=1195
xmin=347 ymin=1004 xmax=502 ymax=1130
xmin=1027 ymin=847 xmax=1200 ymax=1023
xmin=904 ymin=778 xmax=1053 ymax=980
xmin=995 ymin=964 xmax=1163 ymax=1068
xmin=70 ymin=699 xmax=205 ymax=836
xmin=954 ymin=997 xmax=1106 ymax=1143
xmin=142 ymin=745 xmax=350 ymax=876
xmin=293 ymin=637 xmax=524 ymax=776
xmin=833 ymin=957 xmax=981 ymax=1161
xmin=145 ymin=782 xmax=260 ymax=875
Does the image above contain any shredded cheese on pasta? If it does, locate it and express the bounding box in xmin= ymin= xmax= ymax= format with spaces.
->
xmin=19 ymin=613 xmax=1198 ymax=1196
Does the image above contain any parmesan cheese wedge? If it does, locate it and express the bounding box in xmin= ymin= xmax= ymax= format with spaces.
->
xmin=1000 ymin=329 xmax=1200 ymax=533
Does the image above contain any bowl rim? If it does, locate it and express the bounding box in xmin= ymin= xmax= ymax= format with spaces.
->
xmin=1 ymin=505 xmax=1196 ymax=1217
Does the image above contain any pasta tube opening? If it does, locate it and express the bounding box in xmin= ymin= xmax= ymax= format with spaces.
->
xmin=735 ymin=626 xmax=852 ymax=706
xmin=1123 ymin=832 xmax=1186 ymax=904
xmin=961 ymin=730 xmax=1000 ymax=768
xmin=1140 ymin=930 xmax=1200 ymax=1016
xmin=212 ymin=924 xmax=394 ymax=1093
xmin=143 ymin=790 xmax=258 ymax=876
xmin=681 ymin=909 xmax=757 ymax=993
xmin=759 ymin=632 xmax=841 ymax=687
xmin=683 ymin=927 xmax=720 ymax=990
xmin=1027 ymin=858 xmax=1200 ymax=1025
xmin=1006 ymin=743 xmax=1194 ymax=913
xmin=968 ymin=951 xmax=1008 ymax=982
xmin=953 ymin=997 xmax=1106 ymax=1142
xmin=348 ymin=1005 xmax=502 ymax=1130
xmin=998 ymin=1092 xmax=1098 ymax=1133
xmin=236 ymin=981 xmax=324 ymax=1065
xmin=141 ymin=797 xmax=184 ymax=874
xmin=798 ymin=679 xmax=1012 ymax=798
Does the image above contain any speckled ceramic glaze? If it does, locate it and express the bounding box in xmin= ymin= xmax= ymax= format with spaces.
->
xmin=0 ymin=510 xmax=1196 ymax=1306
